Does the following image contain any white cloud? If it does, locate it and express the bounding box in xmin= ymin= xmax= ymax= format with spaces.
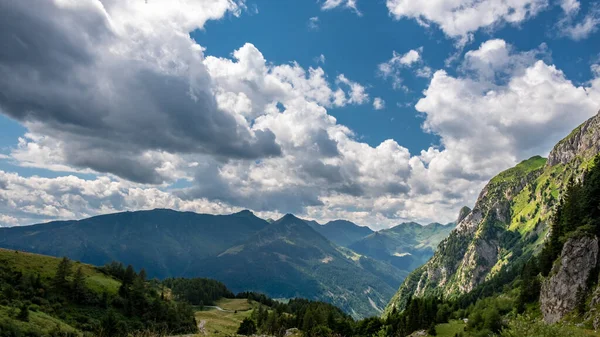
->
xmin=415 ymin=39 xmax=600 ymax=193
xmin=315 ymin=54 xmax=326 ymax=64
xmin=415 ymin=66 xmax=433 ymax=78
xmin=378 ymin=49 xmax=422 ymax=90
xmin=0 ymin=214 xmax=18 ymax=227
xmin=373 ymin=98 xmax=386 ymax=110
xmin=321 ymin=0 xmax=361 ymax=16
xmin=593 ymin=63 xmax=600 ymax=77
xmin=556 ymin=1 xmax=600 ymax=40
xmin=308 ymin=16 xmax=320 ymax=30
xmin=336 ymin=74 xmax=369 ymax=105
xmin=386 ymin=0 xmax=548 ymax=39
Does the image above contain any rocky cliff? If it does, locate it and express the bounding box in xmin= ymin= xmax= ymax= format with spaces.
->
xmin=540 ymin=235 xmax=599 ymax=323
xmin=386 ymin=111 xmax=600 ymax=314
xmin=547 ymin=110 xmax=600 ymax=167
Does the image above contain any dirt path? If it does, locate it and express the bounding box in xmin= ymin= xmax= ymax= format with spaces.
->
xmin=204 ymin=305 xmax=232 ymax=312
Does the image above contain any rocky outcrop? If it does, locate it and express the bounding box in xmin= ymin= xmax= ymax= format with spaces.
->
xmin=540 ymin=235 xmax=599 ymax=324
xmin=457 ymin=206 xmax=472 ymax=224
xmin=548 ymin=111 xmax=600 ymax=167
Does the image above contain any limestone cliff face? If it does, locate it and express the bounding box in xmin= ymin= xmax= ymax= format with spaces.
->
xmin=540 ymin=235 xmax=599 ymax=324
xmin=386 ymin=111 xmax=600 ymax=315
xmin=547 ymin=110 xmax=600 ymax=167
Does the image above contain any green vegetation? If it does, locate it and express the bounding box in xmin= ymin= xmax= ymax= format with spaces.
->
xmin=489 ymin=156 xmax=547 ymax=186
xmin=539 ymin=155 xmax=600 ymax=277
xmin=0 ymin=251 xmax=197 ymax=336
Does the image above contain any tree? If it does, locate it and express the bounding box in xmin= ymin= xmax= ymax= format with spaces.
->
xmin=72 ymin=266 xmax=87 ymax=303
xmin=53 ymin=257 xmax=72 ymax=291
xmin=237 ymin=318 xmax=257 ymax=335
xmin=119 ymin=265 xmax=136 ymax=297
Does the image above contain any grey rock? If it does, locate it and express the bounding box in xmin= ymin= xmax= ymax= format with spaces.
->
xmin=548 ymin=110 xmax=600 ymax=167
xmin=540 ymin=235 xmax=599 ymax=324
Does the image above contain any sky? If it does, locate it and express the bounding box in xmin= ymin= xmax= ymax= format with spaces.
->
xmin=0 ymin=0 xmax=599 ymax=230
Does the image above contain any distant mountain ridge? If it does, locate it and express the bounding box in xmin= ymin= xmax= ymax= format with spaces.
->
xmin=350 ymin=221 xmax=456 ymax=272
xmin=1 ymin=209 xmax=436 ymax=318
xmin=0 ymin=208 xmax=268 ymax=279
xmin=0 ymin=207 xmax=456 ymax=318
xmin=306 ymin=219 xmax=374 ymax=247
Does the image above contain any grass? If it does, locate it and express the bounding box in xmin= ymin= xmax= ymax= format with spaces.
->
xmin=0 ymin=305 xmax=79 ymax=335
xmin=0 ymin=248 xmax=120 ymax=295
xmin=430 ymin=320 xmax=466 ymax=337
xmin=214 ymin=298 xmax=254 ymax=311
xmin=194 ymin=300 xmax=256 ymax=337
xmin=489 ymin=156 xmax=547 ymax=186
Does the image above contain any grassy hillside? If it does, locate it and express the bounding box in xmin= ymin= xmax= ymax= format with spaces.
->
xmin=0 ymin=249 xmax=197 ymax=336
xmin=194 ymin=299 xmax=259 ymax=337
xmin=0 ymin=248 xmax=120 ymax=295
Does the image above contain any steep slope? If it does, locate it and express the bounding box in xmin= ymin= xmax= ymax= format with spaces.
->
xmin=387 ymin=111 xmax=600 ymax=314
xmin=350 ymin=222 xmax=455 ymax=271
xmin=191 ymin=214 xmax=395 ymax=318
xmin=308 ymin=219 xmax=374 ymax=247
xmin=0 ymin=209 xmax=268 ymax=278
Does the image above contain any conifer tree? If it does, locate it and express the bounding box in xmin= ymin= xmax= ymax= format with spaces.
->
xmin=53 ymin=257 xmax=72 ymax=291
xmin=72 ymin=266 xmax=87 ymax=303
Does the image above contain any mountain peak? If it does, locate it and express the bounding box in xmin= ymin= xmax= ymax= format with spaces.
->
xmin=233 ymin=209 xmax=254 ymax=216
xmin=548 ymin=111 xmax=600 ymax=167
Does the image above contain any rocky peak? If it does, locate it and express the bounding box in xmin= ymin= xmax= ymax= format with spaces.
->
xmin=548 ymin=111 xmax=600 ymax=167
xmin=540 ymin=235 xmax=599 ymax=324
xmin=457 ymin=206 xmax=472 ymax=225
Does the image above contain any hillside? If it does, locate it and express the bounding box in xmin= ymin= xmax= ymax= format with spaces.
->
xmin=189 ymin=214 xmax=396 ymax=318
xmin=350 ymin=221 xmax=456 ymax=272
xmin=0 ymin=249 xmax=198 ymax=336
xmin=307 ymin=220 xmax=374 ymax=247
xmin=386 ymin=111 xmax=600 ymax=314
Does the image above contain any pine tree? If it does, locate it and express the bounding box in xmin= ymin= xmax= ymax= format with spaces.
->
xmin=53 ymin=257 xmax=72 ymax=292
xmin=72 ymin=266 xmax=87 ymax=303
xmin=119 ymin=265 xmax=136 ymax=297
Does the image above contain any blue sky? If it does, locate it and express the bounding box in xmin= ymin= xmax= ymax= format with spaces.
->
xmin=0 ymin=0 xmax=599 ymax=228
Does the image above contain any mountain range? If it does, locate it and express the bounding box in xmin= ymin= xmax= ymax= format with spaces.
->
xmin=0 ymin=206 xmax=454 ymax=318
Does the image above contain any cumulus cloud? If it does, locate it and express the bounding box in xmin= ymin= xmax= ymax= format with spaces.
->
xmin=386 ymin=0 xmax=548 ymax=40
xmin=321 ymin=0 xmax=361 ymax=16
xmin=415 ymin=39 xmax=600 ymax=188
xmin=0 ymin=0 xmax=282 ymax=185
xmin=373 ymin=98 xmax=385 ymax=110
